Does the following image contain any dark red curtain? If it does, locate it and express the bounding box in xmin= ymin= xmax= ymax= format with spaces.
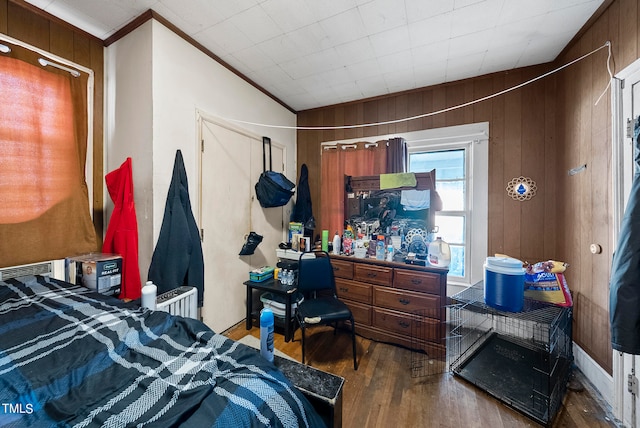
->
xmin=320 ymin=141 xmax=387 ymax=237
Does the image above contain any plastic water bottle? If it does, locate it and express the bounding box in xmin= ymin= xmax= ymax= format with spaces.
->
xmin=260 ymin=308 xmax=275 ymax=362
xmin=376 ymin=238 xmax=385 ymax=260
xmin=332 ymin=231 xmax=341 ymax=255
xmin=428 ymin=237 xmax=451 ymax=268
xmin=141 ymin=281 xmax=157 ymax=310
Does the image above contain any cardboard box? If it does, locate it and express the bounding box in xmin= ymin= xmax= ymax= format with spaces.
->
xmin=288 ymin=222 xmax=303 ymax=242
xmin=66 ymin=253 xmax=123 ymax=296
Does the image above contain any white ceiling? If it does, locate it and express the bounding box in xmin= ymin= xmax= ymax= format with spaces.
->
xmin=24 ymin=0 xmax=605 ymax=112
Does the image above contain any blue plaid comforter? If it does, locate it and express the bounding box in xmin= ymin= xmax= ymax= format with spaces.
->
xmin=0 ymin=276 xmax=325 ymax=427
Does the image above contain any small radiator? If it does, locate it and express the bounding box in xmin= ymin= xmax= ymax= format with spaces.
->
xmin=0 ymin=260 xmax=66 ymax=281
xmin=156 ymin=286 xmax=198 ymax=319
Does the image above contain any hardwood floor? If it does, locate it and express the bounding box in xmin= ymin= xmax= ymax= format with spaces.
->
xmin=223 ymin=322 xmax=619 ymax=428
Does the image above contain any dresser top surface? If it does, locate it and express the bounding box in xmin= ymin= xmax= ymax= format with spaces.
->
xmin=330 ymin=254 xmax=448 ymax=274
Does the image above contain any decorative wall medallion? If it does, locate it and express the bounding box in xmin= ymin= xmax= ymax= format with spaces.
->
xmin=506 ymin=176 xmax=537 ymax=201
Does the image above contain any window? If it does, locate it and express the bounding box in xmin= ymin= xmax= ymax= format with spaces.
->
xmin=0 ymin=35 xmax=96 ymax=268
xmin=409 ymin=149 xmax=467 ymax=278
xmin=323 ymin=122 xmax=488 ymax=291
xmin=406 ymin=123 xmax=488 ymax=290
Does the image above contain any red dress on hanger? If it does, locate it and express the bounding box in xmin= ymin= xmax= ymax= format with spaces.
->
xmin=103 ymin=157 xmax=141 ymax=300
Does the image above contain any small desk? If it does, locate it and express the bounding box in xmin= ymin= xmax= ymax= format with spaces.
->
xmin=243 ymin=278 xmax=297 ymax=342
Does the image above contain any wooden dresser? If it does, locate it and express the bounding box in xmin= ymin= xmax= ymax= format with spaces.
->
xmin=330 ymin=255 xmax=448 ymax=356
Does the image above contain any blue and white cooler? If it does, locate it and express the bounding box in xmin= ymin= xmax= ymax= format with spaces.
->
xmin=483 ymin=256 xmax=525 ymax=312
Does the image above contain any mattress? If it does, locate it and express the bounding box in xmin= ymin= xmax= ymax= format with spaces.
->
xmin=0 ymin=275 xmax=325 ymax=427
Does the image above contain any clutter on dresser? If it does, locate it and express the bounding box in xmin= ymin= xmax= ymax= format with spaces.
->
xmin=340 ymin=170 xmax=444 ymax=267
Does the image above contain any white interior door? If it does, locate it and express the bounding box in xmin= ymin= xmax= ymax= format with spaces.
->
xmin=199 ymin=117 xmax=287 ymax=333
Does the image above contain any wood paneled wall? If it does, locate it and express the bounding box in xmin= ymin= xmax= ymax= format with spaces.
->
xmin=1 ymin=0 xmax=105 ymax=245
xmin=297 ymin=0 xmax=639 ymax=375
xmin=298 ymin=64 xmax=559 ymax=265
xmin=554 ymin=0 xmax=640 ymax=375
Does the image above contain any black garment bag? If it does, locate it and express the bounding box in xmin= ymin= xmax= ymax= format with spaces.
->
xmin=255 ymin=136 xmax=295 ymax=208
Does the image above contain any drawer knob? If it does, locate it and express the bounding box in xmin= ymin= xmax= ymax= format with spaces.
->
xmin=339 ymin=287 xmax=349 ymax=292
xmin=399 ymin=298 xmax=410 ymax=305
xmin=411 ymin=279 xmax=422 ymax=285
xmin=399 ymin=321 xmax=410 ymax=328
xmin=367 ymin=272 xmax=377 ymax=278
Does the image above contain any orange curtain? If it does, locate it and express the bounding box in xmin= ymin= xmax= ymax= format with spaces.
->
xmin=320 ymin=142 xmax=387 ymax=237
xmin=0 ymin=52 xmax=96 ymax=267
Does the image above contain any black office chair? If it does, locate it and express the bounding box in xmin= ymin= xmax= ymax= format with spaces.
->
xmin=295 ymin=251 xmax=358 ymax=370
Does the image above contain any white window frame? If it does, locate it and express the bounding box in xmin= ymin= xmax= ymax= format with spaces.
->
xmin=322 ymin=122 xmax=488 ymax=295
xmin=406 ymin=123 xmax=488 ymax=294
xmin=408 ymin=145 xmax=470 ymax=278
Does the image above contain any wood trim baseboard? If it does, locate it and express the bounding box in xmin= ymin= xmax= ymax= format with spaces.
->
xmin=573 ymin=342 xmax=614 ymax=407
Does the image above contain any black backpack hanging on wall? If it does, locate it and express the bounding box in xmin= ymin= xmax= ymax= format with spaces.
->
xmin=255 ymin=136 xmax=295 ymax=208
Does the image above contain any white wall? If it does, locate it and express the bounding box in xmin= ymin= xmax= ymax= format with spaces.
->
xmin=150 ymin=21 xmax=297 ymax=235
xmin=104 ymin=21 xmax=154 ymax=280
xmin=105 ymin=19 xmax=297 ymax=286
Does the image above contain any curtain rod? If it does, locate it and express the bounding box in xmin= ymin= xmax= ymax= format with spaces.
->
xmin=38 ymin=58 xmax=80 ymax=77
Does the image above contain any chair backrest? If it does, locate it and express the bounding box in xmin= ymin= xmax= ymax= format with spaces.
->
xmin=297 ymin=251 xmax=336 ymax=293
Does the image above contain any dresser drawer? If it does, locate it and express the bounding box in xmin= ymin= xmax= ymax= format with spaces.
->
xmin=344 ymin=300 xmax=372 ymax=326
xmin=336 ymin=278 xmax=372 ymax=304
xmin=331 ymin=259 xmax=354 ymax=279
xmin=373 ymin=287 xmax=440 ymax=313
xmin=372 ymin=307 xmax=441 ymax=339
xmin=354 ymin=264 xmax=392 ymax=286
xmin=393 ymin=269 xmax=441 ymax=294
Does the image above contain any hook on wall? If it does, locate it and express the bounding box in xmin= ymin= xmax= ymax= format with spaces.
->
xmin=568 ymin=164 xmax=587 ymax=176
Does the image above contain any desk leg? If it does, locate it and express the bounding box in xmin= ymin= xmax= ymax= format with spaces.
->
xmin=246 ymin=286 xmax=252 ymax=331
xmin=285 ymin=293 xmax=292 ymax=342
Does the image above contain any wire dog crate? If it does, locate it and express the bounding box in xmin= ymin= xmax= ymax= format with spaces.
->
xmin=448 ymin=283 xmax=573 ymax=426
xmin=410 ymin=307 xmax=447 ymax=378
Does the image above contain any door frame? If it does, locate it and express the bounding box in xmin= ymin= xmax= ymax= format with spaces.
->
xmin=612 ymin=57 xmax=640 ymax=427
xmin=195 ymin=109 xmax=291 ymax=332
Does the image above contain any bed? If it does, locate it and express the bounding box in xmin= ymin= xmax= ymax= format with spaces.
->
xmin=0 ymin=274 xmax=325 ymax=427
